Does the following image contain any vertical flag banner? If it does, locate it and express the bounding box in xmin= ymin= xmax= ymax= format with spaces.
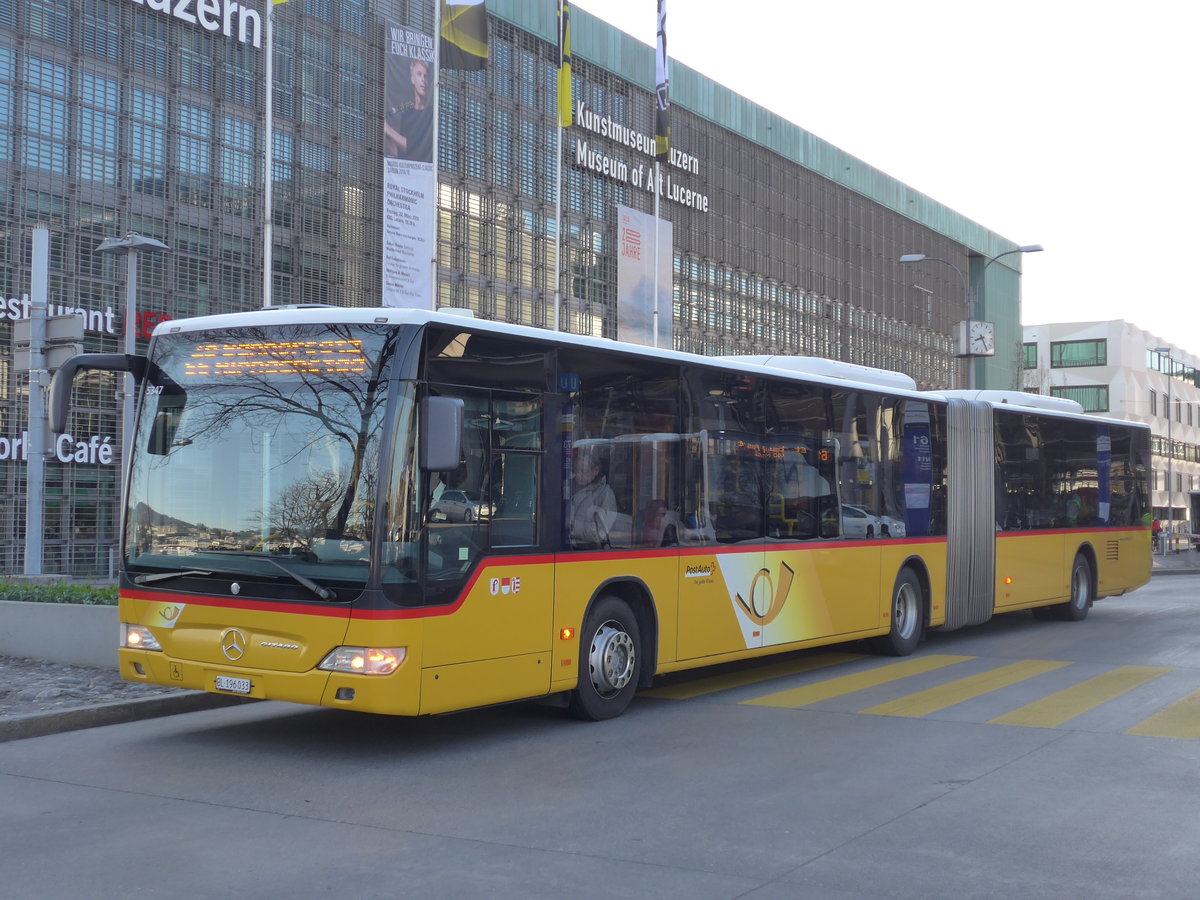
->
xmin=616 ymin=204 xmax=673 ymax=347
xmin=654 ymin=0 xmax=669 ymax=159
xmin=558 ymin=0 xmax=572 ymax=127
xmin=382 ymin=22 xmax=437 ymax=308
xmin=440 ymin=0 xmax=489 ymax=71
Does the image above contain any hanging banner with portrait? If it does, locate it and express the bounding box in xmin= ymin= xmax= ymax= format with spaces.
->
xmin=382 ymin=22 xmax=436 ymax=308
xmin=615 ymin=204 xmax=672 ymax=347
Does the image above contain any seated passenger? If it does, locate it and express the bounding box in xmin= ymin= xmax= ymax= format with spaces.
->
xmin=570 ymin=449 xmax=618 ymax=549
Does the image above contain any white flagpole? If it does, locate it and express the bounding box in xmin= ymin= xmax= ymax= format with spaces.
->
xmin=262 ymin=0 xmax=275 ymax=308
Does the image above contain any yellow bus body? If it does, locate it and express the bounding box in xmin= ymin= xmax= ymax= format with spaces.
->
xmin=117 ymin=528 xmax=1145 ymax=717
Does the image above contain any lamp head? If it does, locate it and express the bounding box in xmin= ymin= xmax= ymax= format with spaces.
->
xmin=95 ymin=232 xmax=170 ymax=254
xmin=899 ymin=253 xmax=927 ymax=264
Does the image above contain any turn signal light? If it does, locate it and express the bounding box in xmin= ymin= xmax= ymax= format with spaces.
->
xmin=560 ymin=627 xmax=575 ymax=641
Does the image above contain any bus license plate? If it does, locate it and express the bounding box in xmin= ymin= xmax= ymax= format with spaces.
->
xmin=214 ymin=675 xmax=252 ymax=695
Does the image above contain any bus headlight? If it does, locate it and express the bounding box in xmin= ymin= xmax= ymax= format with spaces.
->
xmin=122 ymin=624 xmax=162 ymax=651
xmin=318 ymin=646 xmax=406 ymax=676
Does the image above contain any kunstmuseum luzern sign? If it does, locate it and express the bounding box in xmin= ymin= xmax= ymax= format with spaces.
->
xmin=573 ymin=101 xmax=711 ymax=212
xmin=126 ymin=0 xmax=264 ymax=48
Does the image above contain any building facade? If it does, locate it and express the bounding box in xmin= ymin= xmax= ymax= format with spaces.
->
xmin=1 ymin=0 xmax=1029 ymax=575
xmin=1023 ymin=320 xmax=1200 ymax=535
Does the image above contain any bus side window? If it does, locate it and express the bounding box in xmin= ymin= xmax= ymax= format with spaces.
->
xmin=561 ymin=349 xmax=683 ymax=551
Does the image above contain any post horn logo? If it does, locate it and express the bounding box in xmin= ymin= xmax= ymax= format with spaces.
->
xmin=735 ymin=561 xmax=795 ymax=626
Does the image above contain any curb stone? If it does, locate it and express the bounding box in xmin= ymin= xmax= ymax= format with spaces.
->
xmin=0 ymin=692 xmax=255 ymax=743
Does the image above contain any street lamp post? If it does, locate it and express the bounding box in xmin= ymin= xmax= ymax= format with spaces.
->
xmin=95 ymin=233 xmax=170 ymax=496
xmin=1153 ymin=346 xmax=1173 ymax=555
xmin=900 ymin=245 xmax=1042 ymax=390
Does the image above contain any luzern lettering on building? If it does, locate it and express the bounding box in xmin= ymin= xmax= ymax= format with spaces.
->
xmin=573 ymin=100 xmax=710 ymax=213
xmin=576 ymin=101 xmax=701 ymax=174
xmin=126 ymin=0 xmax=263 ymax=48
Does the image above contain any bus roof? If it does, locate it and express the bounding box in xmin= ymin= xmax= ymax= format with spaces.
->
xmin=929 ymin=389 xmax=1147 ymax=430
xmin=151 ymin=306 xmax=1147 ymax=430
xmin=151 ymin=305 xmax=943 ymax=403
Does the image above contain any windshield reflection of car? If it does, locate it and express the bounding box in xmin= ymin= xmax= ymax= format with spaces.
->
xmin=432 ymin=490 xmax=493 ymax=522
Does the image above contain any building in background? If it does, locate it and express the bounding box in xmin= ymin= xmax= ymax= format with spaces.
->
xmin=1023 ymin=320 xmax=1199 ymax=535
xmin=1 ymin=0 xmax=1030 ymax=575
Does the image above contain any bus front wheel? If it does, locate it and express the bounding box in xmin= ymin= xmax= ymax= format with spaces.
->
xmin=868 ymin=567 xmax=923 ymax=656
xmin=1045 ymin=553 xmax=1094 ymax=622
xmin=568 ymin=595 xmax=641 ymax=721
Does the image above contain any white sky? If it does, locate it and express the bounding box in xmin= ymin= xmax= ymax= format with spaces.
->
xmin=576 ymin=0 xmax=1200 ymax=358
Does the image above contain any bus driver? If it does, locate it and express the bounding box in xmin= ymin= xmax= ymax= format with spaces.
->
xmin=570 ymin=448 xmax=618 ymax=549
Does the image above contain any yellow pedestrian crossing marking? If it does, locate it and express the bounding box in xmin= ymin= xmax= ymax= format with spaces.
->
xmin=859 ymin=660 xmax=1071 ymax=718
xmin=990 ymin=666 xmax=1172 ymax=728
xmin=741 ymin=654 xmax=973 ymax=709
xmin=642 ymin=652 xmax=866 ymax=700
xmin=1126 ymin=690 xmax=1200 ymax=739
xmin=650 ymin=651 xmax=1200 ymax=740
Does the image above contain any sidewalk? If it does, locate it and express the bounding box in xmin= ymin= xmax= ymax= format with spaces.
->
xmin=0 ymin=654 xmax=250 ymax=744
xmin=1152 ymin=544 xmax=1200 ymax=576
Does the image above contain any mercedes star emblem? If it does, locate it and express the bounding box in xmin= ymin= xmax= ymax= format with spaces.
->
xmin=221 ymin=628 xmax=247 ymax=661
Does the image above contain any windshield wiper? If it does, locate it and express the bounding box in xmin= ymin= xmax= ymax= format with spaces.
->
xmin=133 ymin=569 xmax=213 ymax=585
xmin=260 ymin=556 xmax=336 ymax=601
xmin=197 ymin=550 xmax=336 ymax=601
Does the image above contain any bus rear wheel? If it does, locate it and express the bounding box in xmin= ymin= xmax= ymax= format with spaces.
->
xmin=868 ymin=567 xmax=923 ymax=656
xmin=568 ymin=595 xmax=641 ymax=721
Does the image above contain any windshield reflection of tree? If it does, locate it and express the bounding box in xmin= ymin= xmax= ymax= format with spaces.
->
xmin=137 ymin=325 xmax=397 ymax=566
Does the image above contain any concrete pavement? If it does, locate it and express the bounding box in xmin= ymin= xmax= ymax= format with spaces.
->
xmin=1152 ymin=544 xmax=1200 ymax=575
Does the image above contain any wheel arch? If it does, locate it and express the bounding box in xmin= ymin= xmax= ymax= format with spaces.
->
xmin=588 ymin=576 xmax=659 ymax=689
xmin=1074 ymin=541 xmax=1098 ymax=582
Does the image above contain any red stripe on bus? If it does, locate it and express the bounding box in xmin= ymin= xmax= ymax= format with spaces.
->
xmin=123 ymin=537 xmax=957 ymax=622
xmin=996 ymin=527 xmax=1147 ymax=538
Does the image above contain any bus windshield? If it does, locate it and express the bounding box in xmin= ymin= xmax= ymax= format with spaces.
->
xmin=124 ymin=323 xmax=406 ymax=589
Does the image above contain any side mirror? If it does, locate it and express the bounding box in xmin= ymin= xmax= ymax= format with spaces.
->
xmin=146 ymin=390 xmax=187 ymax=456
xmin=50 ymin=353 xmax=147 ymax=434
xmin=420 ymin=396 xmax=464 ymax=471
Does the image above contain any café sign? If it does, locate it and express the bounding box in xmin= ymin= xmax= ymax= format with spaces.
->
xmin=0 ymin=432 xmax=117 ymax=467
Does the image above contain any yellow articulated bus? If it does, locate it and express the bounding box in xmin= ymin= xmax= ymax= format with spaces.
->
xmin=50 ymin=308 xmax=1152 ymax=721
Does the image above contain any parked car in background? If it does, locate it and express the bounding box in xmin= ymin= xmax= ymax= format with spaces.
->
xmin=840 ymin=504 xmax=879 ymax=539
xmin=432 ymin=490 xmax=494 ymax=522
xmin=877 ymin=514 xmax=906 ymax=538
